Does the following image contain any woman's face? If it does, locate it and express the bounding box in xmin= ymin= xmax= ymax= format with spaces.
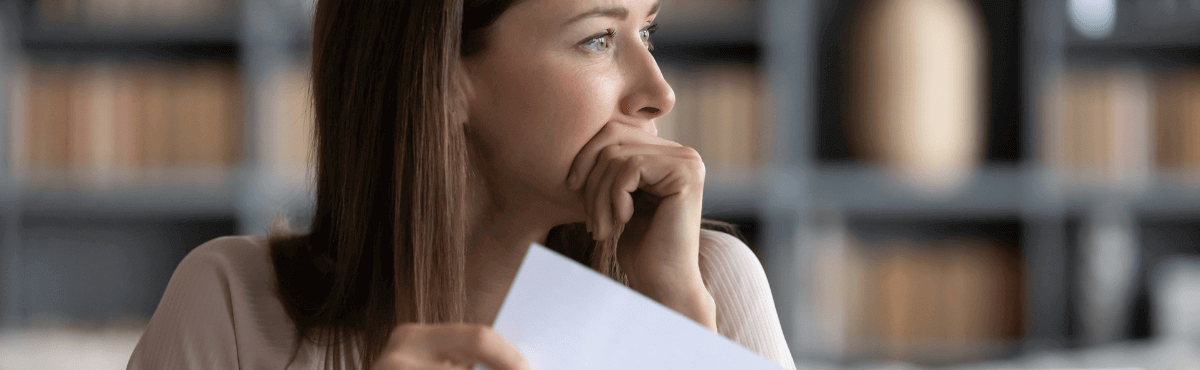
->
xmin=462 ymin=0 xmax=674 ymax=221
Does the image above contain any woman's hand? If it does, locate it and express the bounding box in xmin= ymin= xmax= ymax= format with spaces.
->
xmin=565 ymin=122 xmax=717 ymax=331
xmin=373 ymin=323 xmax=530 ymax=370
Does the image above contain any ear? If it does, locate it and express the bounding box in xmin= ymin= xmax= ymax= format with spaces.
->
xmin=451 ymin=60 xmax=476 ymax=126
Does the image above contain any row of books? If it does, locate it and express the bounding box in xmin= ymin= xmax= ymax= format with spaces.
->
xmin=14 ymin=61 xmax=242 ymax=183
xmin=15 ymin=61 xmax=1200 ymax=188
xmin=658 ymin=63 xmax=768 ymax=169
xmin=1046 ymin=66 xmax=1200 ymax=185
xmin=811 ymin=234 xmax=1023 ymax=363
xmin=1154 ymin=68 xmax=1200 ymax=171
xmin=35 ymin=0 xmax=236 ymax=27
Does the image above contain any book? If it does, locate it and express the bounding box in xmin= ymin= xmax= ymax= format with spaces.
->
xmin=19 ymin=60 xmax=242 ymax=186
xmin=1049 ymin=66 xmax=1153 ymax=187
xmin=812 ymin=234 xmax=1022 ymax=363
xmin=1155 ymin=68 xmax=1200 ymax=176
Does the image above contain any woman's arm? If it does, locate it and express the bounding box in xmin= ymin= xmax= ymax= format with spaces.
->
xmin=698 ymin=230 xmax=797 ymax=370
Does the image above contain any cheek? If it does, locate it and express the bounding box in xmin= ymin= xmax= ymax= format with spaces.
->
xmin=473 ymin=56 xmax=618 ymax=190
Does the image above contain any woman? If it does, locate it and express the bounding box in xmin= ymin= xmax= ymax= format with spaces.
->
xmin=127 ymin=0 xmax=795 ymax=369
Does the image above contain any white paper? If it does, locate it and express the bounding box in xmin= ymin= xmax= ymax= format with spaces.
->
xmin=480 ymin=243 xmax=783 ymax=370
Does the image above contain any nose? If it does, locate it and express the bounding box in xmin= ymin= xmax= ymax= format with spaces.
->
xmin=619 ymin=43 xmax=675 ymax=125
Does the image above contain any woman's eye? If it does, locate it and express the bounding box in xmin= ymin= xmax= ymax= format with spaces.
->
xmin=581 ymin=29 xmax=615 ymax=53
xmin=640 ymin=23 xmax=658 ymax=50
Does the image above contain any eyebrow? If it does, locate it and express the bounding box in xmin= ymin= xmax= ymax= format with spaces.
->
xmin=563 ymin=1 xmax=661 ymax=26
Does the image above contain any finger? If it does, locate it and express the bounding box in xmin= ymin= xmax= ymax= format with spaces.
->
xmin=593 ymin=156 xmax=626 ymax=240
xmin=580 ymin=142 xmax=696 ymax=200
xmin=645 ymin=157 xmax=708 ymax=202
xmin=636 ymin=147 xmax=705 ymax=198
xmin=427 ymin=324 xmax=530 ymax=370
xmin=611 ymin=156 xmax=645 ymax=227
xmin=583 ymin=144 xmax=618 ymax=236
xmin=567 ymin=122 xmax=679 ymax=190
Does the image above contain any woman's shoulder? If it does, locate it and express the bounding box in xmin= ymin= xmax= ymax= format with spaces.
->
xmin=182 ymin=235 xmax=271 ymax=271
xmin=150 ymin=234 xmax=272 ymax=308
xmin=697 ymin=229 xmax=768 ymax=299
xmin=696 ymin=229 xmax=797 ymax=370
xmin=163 ymin=235 xmax=278 ymax=302
xmin=698 ymin=229 xmax=762 ymax=273
xmin=171 ymin=235 xmax=278 ymax=302
xmin=129 ymin=235 xmax=315 ymax=369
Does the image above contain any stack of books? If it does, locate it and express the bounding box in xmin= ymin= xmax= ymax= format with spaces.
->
xmin=1046 ymin=65 xmax=1156 ymax=186
xmin=1047 ymin=66 xmax=1200 ymax=186
xmin=811 ymin=235 xmax=1024 ymax=364
xmin=1154 ymin=68 xmax=1200 ymax=176
xmin=14 ymin=61 xmax=242 ymax=185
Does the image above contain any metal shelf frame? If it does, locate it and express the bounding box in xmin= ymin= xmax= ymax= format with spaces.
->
xmin=1 ymin=0 xmax=24 ymax=328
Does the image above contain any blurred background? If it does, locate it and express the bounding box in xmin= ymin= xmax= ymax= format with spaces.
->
xmin=2 ymin=0 xmax=1200 ymax=368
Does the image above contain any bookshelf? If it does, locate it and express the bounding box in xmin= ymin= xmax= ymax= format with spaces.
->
xmin=0 ymin=0 xmax=270 ymax=328
xmin=2 ymin=0 xmax=1199 ymax=367
xmin=765 ymin=0 xmax=1200 ymax=366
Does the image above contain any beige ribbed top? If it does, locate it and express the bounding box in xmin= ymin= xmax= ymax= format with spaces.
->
xmin=126 ymin=230 xmax=797 ymax=370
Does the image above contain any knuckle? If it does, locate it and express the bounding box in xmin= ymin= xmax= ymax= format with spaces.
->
xmin=600 ymin=145 xmax=621 ymax=161
xmin=686 ymin=158 xmax=706 ymax=177
xmin=628 ymin=155 xmax=645 ymax=167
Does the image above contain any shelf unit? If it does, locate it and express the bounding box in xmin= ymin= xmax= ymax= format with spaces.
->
xmin=761 ymin=0 xmax=1200 ymax=365
xmin=2 ymin=0 xmax=1198 ymax=366
xmin=0 ymin=0 xmax=305 ymax=327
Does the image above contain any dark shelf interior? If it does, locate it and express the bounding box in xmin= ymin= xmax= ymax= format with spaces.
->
xmin=9 ymin=215 xmax=236 ymax=322
xmin=16 ymin=1 xmax=239 ymax=61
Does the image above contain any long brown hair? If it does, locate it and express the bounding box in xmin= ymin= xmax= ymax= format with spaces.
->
xmin=266 ymin=0 xmax=543 ymax=368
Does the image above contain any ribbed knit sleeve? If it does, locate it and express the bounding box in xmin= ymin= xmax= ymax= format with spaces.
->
xmin=699 ymin=230 xmax=797 ymax=370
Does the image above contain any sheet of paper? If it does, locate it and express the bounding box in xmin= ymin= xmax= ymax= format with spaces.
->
xmin=482 ymin=243 xmax=783 ymax=370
